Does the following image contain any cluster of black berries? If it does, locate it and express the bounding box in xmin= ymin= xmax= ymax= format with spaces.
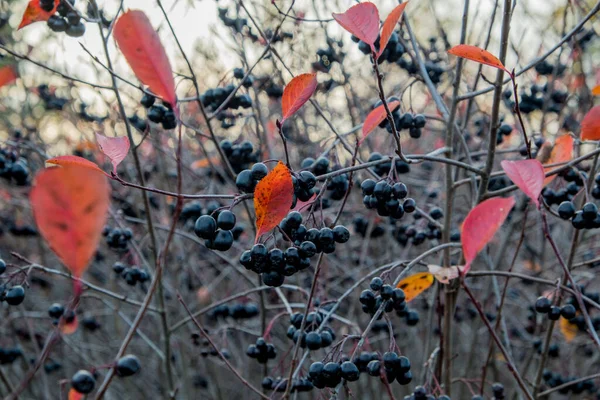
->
xmin=208 ymin=302 xmax=259 ymax=320
xmin=217 ymin=8 xmax=250 ymax=35
xmin=0 ymin=285 xmax=25 ymax=306
xmin=397 ymin=57 xmax=445 ymax=85
xmin=112 ymin=262 xmax=150 ymax=287
xmin=408 ymin=386 xmax=451 ymax=400
xmin=517 ymin=136 xmax=545 ymax=157
xmin=48 ymin=303 xmax=69 ymax=324
xmin=44 ymin=0 xmax=86 ymax=37
xmin=377 ymin=105 xmax=427 ymax=140
xmin=313 ymin=47 xmax=342 ymax=72
xmin=292 ymin=169 xmax=317 ymax=206
xmin=190 ymin=335 xmax=231 ymax=358
xmin=0 ymin=150 xmax=29 ymax=186
xmin=557 ymin=201 xmax=600 ymax=230
xmin=286 ymin=312 xmax=335 ymax=350
xmin=379 ymin=351 xmax=413 ymax=384
xmin=535 ymin=296 xmax=576 ymax=321
xmin=362 ymin=179 xmax=414 ymax=219
xmin=299 ymin=157 xmax=350 ymax=203
xmin=233 ymin=68 xmax=254 ymax=88
xmin=102 ymin=226 xmax=133 ymax=251
xmin=261 ymin=376 xmax=313 ymax=393
xmin=0 ymin=348 xmax=22 ymax=365
xmin=308 ymin=360 xmax=360 ymax=388
xmin=240 ymin=243 xmax=309 ymax=287
xmin=281 ymin=211 xmax=351 ymax=252
xmin=201 ymin=85 xmax=252 ymax=112
xmin=367 ymin=152 xmax=411 ymax=176
xmin=395 ymin=220 xmax=446 ymax=247
xmin=222 ymin=140 xmax=259 ymax=174
xmin=542 ymin=370 xmax=597 ymax=395
xmin=360 ymin=278 xmax=407 ymax=316
xmin=353 ymin=31 xmax=405 ymax=64
xmin=495 ymin=123 xmax=513 ymax=145
xmin=534 ymin=60 xmax=567 ymax=76
xmin=533 ymin=339 xmax=560 ymax=358
xmin=37 ymin=84 xmax=68 ymax=110
xmin=142 ymin=95 xmax=177 ymax=130
xmin=127 ymin=114 xmax=148 ymax=133
xmin=261 ymin=28 xmax=294 ymax=44
xmin=236 ymin=161 xmax=268 ymax=192
xmin=246 ymin=337 xmax=276 ymax=364
xmin=194 ymin=210 xmax=237 ymax=251
xmin=503 ymin=84 xmax=568 ymax=114
xmin=351 ymin=352 xmax=379 ymax=374
xmin=265 ymin=83 xmax=283 ymax=99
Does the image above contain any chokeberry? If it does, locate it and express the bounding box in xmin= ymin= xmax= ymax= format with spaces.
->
xmin=557 ymin=201 xmax=576 ymax=220
xmin=71 ymin=370 xmax=95 ymax=394
xmin=194 ymin=216 xmax=217 ymax=240
xmin=217 ymin=210 xmax=236 ymax=230
xmin=535 ymin=296 xmax=551 ymax=313
xmin=5 ymin=286 xmax=25 ymax=306
xmin=116 ymin=355 xmax=141 ymax=377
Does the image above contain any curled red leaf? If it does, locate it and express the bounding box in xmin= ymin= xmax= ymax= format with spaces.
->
xmin=361 ymin=100 xmax=401 ymax=143
xmin=333 ymin=3 xmax=380 ymax=53
xmin=95 ymin=133 xmax=130 ymax=175
xmin=581 ymin=105 xmax=600 ymax=141
xmin=378 ymin=3 xmax=408 ymax=59
xmin=448 ymin=44 xmax=509 ymax=73
xmin=281 ymin=73 xmax=318 ymax=122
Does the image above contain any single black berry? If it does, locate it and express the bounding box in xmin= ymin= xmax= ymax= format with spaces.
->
xmin=71 ymin=370 xmax=95 ymax=394
xmin=116 ymin=354 xmax=141 ymax=377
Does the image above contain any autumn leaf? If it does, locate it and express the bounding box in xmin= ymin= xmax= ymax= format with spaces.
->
xmin=396 ymin=272 xmax=434 ymax=302
xmin=18 ymin=0 xmax=59 ymax=30
xmin=114 ymin=10 xmax=177 ymax=106
xmin=560 ymin=316 xmax=577 ymax=343
xmin=581 ymin=105 xmax=600 ymax=141
xmin=190 ymin=157 xmax=220 ymax=169
xmin=68 ymin=388 xmax=84 ymax=400
xmin=540 ymin=135 xmax=573 ymax=186
xmin=0 ymin=65 xmax=18 ymax=89
xmin=361 ymin=100 xmax=401 ymax=143
xmin=281 ymin=73 xmax=318 ymax=122
xmin=254 ymin=161 xmax=294 ymax=242
xmin=447 ymin=44 xmax=509 ymax=74
xmin=461 ymin=197 xmax=515 ymax=273
xmin=592 ymin=85 xmax=600 ymax=96
xmin=332 ymin=3 xmax=380 ymax=53
xmin=30 ymin=165 xmax=110 ymax=279
xmin=427 ymin=264 xmax=460 ymax=284
xmin=95 ymin=133 xmax=130 ymax=175
xmin=378 ymin=3 xmax=408 ymax=59
xmin=46 ymin=155 xmax=107 ymax=176
xmin=60 ymin=314 xmax=78 ymax=335
xmin=501 ymin=159 xmax=544 ymax=208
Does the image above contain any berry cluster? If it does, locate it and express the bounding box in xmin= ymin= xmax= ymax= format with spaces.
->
xmin=361 ymin=178 xmax=413 ymax=219
xmin=360 ymin=278 xmax=406 ymax=316
xmin=504 ymin=84 xmax=568 ymax=114
xmin=0 ymin=348 xmax=22 ymax=365
xmin=280 ymin=211 xmax=350 ymax=250
xmin=194 ymin=210 xmax=237 ymax=251
xmin=246 ymin=337 xmax=277 ymax=364
xmin=557 ymin=201 xmax=600 ymax=230
xmin=534 ymin=296 xmax=576 ymax=321
xmin=495 ymin=123 xmax=513 ymax=145
xmin=397 ymin=57 xmax=445 ymax=85
xmin=542 ymin=370 xmax=597 ymax=395
xmin=353 ymin=31 xmax=405 ymax=64
xmin=235 ymin=162 xmax=268 ymax=192
xmin=265 ymin=83 xmax=283 ymax=99
xmin=208 ymin=302 xmax=259 ymax=320
xmin=45 ymin=0 xmax=86 ymax=37
xmin=534 ymin=60 xmax=567 ymax=76
xmin=377 ymin=103 xmax=427 ymax=139
xmin=223 ymin=141 xmax=259 ymax=174
xmin=0 ymin=151 xmax=29 ymax=186
xmin=308 ymin=360 xmax=360 ymax=388
xmin=112 ymin=262 xmax=150 ymax=287
xmin=313 ymin=47 xmax=342 ymax=73
xmin=103 ymin=226 xmax=133 ymax=251
xmin=37 ymin=84 xmax=68 ymax=110
xmin=378 ymin=351 xmax=413 ymax=384
xmin=299 ymin=157 xmax=350 ymax=203
xmin=292 ymin=169 xmax=317 ymax=206
xmin=233 ymin=68 xmax=255 ymax=89
xmin=286 ymin=312 xmax=335 ymax=350
xmin=190 ymin=335 xmax=231 ymax=359
xmin=353 ymin=216 xmax=386 ymax=238
xmin=201 ymin=85 xmax=252 ymax=113
xmin=143 ymin=95 xmax=177 ymax=130
xmin=261 ymin=376 xmax=313 ymax=393
xmin=367 ymin=152 xmax=411 ymax=176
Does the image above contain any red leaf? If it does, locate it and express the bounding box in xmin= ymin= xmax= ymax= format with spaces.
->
xmin=461 ymin=197 xmax=515 ymax=273
xmin=361 ymin=100 xmax=401 ymax=143
xmin=95 ymin=133 xmax=130 ymax=175
xmin=281 ymin=73 xmax=318 ymax=122
xmin=540 ymin=135 xmax=573 ymax=186
xmin=68 ymin=389 xmax=84 ymax=400
xmin=60 ymin=314 xmax=78 ymax=335
xmin=581 ymin=105 xmax=600 ymax=141
xmin=18 ymin=0 xmax=59 ymax=30
xmin=592 ymin=85 xmax=600 ymax=96
xmin=30 ymin=165 xmax=111 ymax=278
xmin=332 ymin=3 xmax=380 ymax=53
xmin=46 ymin=155 xmax=107 ymax=176
xmin=254 ymin=161 xmax=294 ymax=242
xmin=448 ymin=44 xmax=509 ymax=73
xmin=0 ymin=65 xmax=18 ymax=89
xmin=501 ymin=159 xmax=544 ymax=208
xmin=378 ymin=3 xmax=408 ymax=59
xmin=114 ymin=10 xmax=176 ymax=106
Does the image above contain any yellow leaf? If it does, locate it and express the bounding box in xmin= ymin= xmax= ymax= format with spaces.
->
xmin=396 ymin=272 xmax=434 ymax=302
xmin=560 ymin=316 xmax=578 ymax=343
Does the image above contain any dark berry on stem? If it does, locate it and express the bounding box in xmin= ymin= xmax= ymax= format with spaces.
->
xmin=194 ymin=216 xmax=217 ymax=240
xmin=557 ymin=201 xmax=576 ymax=220
xmin=535 ymin=296 xmax=551 ymax=313
xmin=116 ymin=354 xmax=141 ymax=377
xmin=217 ymin=210 xmax=236 ymax=230
xmin=5 ymin=286 xmax=25 ymax=306
xmin=548 ymin=305 xmax=561 ymax=320
xmin=71 ymin=370 xmax=95 ymax=394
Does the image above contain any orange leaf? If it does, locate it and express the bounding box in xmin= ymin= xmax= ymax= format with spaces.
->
xmin=361 ymin=100 xmax=401 ymax=143
xmin=95 ymin=133 xmax=130 ymax=175
xmin=541 ymin=135 xmax=573 ymax=186
xmin=114 ymin=10 xmax=177 ymax=106
xmin=0 ymin=65 xmax=18 ymax=89
xmin=254 ymin=161 xmax=294 ymax=242
xmin=592 ymin=85 xmax=600 ymax=96
xmin=581 ymin=106 xmax=600 ymax=141
xmin=560 ymin=316 xmax=577 ymax=343
xmin=68 ymin=388 xmax=84 ymax=400
xmin=378 ymin=3 xmax=408 ymax=59
xmin=396 ymin=272 xmax=434 ymax=302
xmin=30 ymin=166 xmax=110 ymax=278
xmin=18 ymin=0 xmax=59 ymax=30
xmin=448 ymin=44 xmax=509 ymax=73
xmin=46 ymin=155 xmax=107 ymax=176
xmin=281 ymin=73 xmax=318 ymax=122
xmin=60 ymin=315 xmax=78 ymax=335
xmin=461 ymin=197 xmax=515 ymax=273
xmin=190 ymin=157 xmax=220 ymax=169
xmin=332 ymin=3 xmax=380 ymax=53
xmin=501 ymin=159 xmax=544 ymax=208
